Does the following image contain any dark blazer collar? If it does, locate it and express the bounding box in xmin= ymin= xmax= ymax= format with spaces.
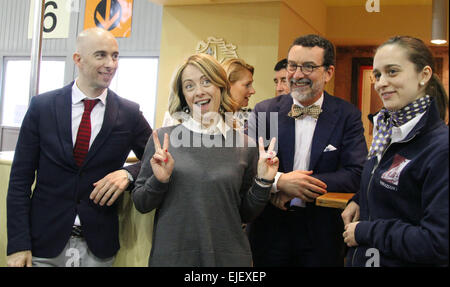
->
xmin=277 ymin=92 xmax=341 ymax=172
xmin=277 ymin=95 xmax=295 ymax=172
xmin=55 ymin=82 xmax=76 ymax=168
xmin=55 ymin=82 xmax=119 ymax=169
xmin=309 ymin=92 xmax=340 ymax=170
xmin=83 ymin=89 xmax=119 ymax=167
xmin=276 ymin=91 xmax=340 ymax=172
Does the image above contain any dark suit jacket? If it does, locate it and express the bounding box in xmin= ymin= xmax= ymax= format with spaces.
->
xmin=7 ymin=82 xmax=152 ymax=258
xmin=247 ymin=92 xmax=367 ymax=264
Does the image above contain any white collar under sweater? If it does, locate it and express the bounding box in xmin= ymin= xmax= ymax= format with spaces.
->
xmin=182 ymin=115 xmax=231 ymax=139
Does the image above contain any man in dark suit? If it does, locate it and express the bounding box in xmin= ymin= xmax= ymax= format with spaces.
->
xmin=6 ymin=28 xmax=152 ymax=267
xmin=247 ymin=34 xmax=367 ymax=266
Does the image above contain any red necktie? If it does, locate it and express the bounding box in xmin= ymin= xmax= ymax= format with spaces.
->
xmin=73 ymin=99 xmax=99 ymax=167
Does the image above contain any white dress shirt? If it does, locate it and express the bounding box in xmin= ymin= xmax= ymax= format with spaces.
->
xmin=71 ymin=81 xmax=107 ymax=148
xmin=72 ymin=80 xmax=107 ymax=226
xmin=273 ymin=93 xmax=324 ymax=208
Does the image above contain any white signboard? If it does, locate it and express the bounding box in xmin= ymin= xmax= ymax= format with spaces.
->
xmin=28 ymin=0 xmax=73 ymax=39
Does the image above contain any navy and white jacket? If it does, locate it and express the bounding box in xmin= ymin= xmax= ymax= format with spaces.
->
xmin=346 ymin=100 xmax=449 ymax=267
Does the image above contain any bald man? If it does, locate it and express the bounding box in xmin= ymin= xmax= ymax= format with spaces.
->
xmin=6 ymin=28 xmax=152 ymax=267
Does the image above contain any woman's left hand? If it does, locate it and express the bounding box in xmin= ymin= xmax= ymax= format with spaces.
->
xmin=343 ymin=221 xmax=360 ymax=247
xmin=257 ymin=137 xmax=279 ymax=182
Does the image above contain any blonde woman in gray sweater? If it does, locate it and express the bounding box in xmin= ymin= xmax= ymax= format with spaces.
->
xmin=132 ymin=53 xmax=279 ymax=267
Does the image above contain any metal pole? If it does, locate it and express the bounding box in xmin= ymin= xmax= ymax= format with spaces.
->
xmin=29 ymin=0 xmax=45 ymax=101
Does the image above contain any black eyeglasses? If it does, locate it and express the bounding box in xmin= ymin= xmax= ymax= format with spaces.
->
xmin=287 ymin=62 xmax=325 ymax=75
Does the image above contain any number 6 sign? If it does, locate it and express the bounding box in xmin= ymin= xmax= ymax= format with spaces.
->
xmin=28 ymin=0 xmax=71 ymax=39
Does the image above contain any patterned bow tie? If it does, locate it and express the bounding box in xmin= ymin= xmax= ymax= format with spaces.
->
xmin=288 ymin=104 xmax=322 ymax=119
xmin=367 ymin=95 xmax=431 ymax=159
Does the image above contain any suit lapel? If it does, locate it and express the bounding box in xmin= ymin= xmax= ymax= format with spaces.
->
xmin=309 ymin=92 xmax=339 ymax=170
xmin=83 ymin=89 xmax=118 ymax=166
xmin=55 ymin=82 xmax=78 ymax=167
xmin=278 ymin=96 xmax=295 ymax=172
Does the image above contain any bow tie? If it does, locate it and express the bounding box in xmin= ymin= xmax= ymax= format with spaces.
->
xmin=288 ymin=104 xmax=322 ymax=119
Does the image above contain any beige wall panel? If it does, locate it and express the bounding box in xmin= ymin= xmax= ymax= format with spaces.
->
xmin=155 ymin=2 xmax=280 ymax=128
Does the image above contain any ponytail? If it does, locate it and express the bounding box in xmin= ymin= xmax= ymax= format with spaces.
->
xmin=426 ymin=74 xmax=449 ymax=122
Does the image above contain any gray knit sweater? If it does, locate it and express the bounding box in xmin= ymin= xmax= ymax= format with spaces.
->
xmin=132 ymin=125 xmax=271 ymax=267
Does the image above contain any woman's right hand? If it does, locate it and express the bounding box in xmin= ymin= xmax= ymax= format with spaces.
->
xmin=150 ymin=131 xmax=174 ymax=183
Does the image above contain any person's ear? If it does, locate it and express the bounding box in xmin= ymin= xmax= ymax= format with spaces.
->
xmin=73 ymin=52 xmax=81 ymax=67
xmin=419 ymin=65 xmax=432 ymax=86
xmin=324 ymin=65 xmax=335 ymax=83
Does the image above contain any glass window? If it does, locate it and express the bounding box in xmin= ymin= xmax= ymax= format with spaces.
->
xmin=1 ymin=59 xmax=65 ymax=126
xmin=109 ymin=57 xmax=158 ymax=128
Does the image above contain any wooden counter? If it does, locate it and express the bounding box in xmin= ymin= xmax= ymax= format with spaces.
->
xmin=316 ymin=192 xmax=355 ymax=209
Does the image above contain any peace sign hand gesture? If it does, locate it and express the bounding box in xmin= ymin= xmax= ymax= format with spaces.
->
xmin=257 ymin=137 xmax=279 ymax=183
xmin=150 ymin=131 xmax=174 ymax=183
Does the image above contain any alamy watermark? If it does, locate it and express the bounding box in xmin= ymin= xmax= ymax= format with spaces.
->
xmin=365 ymin=248 xmax=380 ymax=267
xmin=65 ymin=247 xmax=80 ymax=267
xmin=166 ymin=110 xmax=279 ymax=149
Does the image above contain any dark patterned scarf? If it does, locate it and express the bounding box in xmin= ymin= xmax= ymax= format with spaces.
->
xmin=367 ymin=95 xmax=431 ymax=159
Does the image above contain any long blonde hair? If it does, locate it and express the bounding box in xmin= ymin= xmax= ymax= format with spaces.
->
xmin=168 ymin=53 xmax=239 ymax=118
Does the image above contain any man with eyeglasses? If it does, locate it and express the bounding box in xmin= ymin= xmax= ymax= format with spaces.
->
xmin=247 ymin=34 xmax=367 ymax=266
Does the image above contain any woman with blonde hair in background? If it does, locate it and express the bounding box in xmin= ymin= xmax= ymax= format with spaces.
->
xmin=222 ymin=58 xmax=256 ymax=129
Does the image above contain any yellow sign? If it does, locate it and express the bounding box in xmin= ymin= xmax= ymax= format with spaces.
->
xmin=84 ymin=0 xmax=133 ymax=38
